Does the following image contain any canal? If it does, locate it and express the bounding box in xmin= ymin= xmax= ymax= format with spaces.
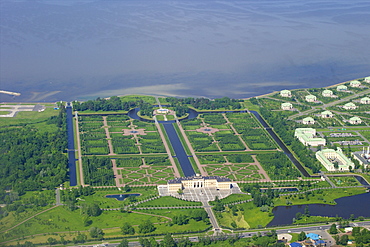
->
xmin=66 ymin=103 xmax=77 ymax=186
xmin=250 ymin=110 xmax=311 ymax=177
xmin=128 ymin=107 xmax=196 ymax=177
xmin=162 ymin=122 xmax=196 ymax=177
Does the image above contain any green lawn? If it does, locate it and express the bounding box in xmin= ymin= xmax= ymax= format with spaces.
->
xmin=137 ymin=196 xmax=202 ymax=207
xmin=1 ymin=206 xmax=165 ymax=243
xmin=0 ymin=107 xmax=59 ymax=129
xmin=75 ymin=188 xmax=159 ymax=208
xmin=275 ymin=187 xmax=367 ymax=206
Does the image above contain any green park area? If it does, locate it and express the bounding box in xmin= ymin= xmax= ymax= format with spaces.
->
xmin=1 ymin=79 xmax=370 ymax=246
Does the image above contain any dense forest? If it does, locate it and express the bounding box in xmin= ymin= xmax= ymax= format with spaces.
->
xmin=165 ymin=97 xmax=242 ymax=110
xmin=0 ymin=109 xmax=68 ymax=203
xmin=72 ymin=96 xmax=152 ymax=113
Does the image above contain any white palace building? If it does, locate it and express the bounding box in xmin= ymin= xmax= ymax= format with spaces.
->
xmin=316 ymin=148 xmax=354 ymax=171
xmin=294 ymin=128 xmax=326 ymax=146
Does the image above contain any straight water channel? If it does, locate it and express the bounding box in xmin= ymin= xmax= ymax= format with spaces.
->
xmin=66 ymin=103 xmax=77 ymax=186
xmin=250 ymin=110 xmax=311 ymax=177
xmin=162 ymin=122 xmax=195 ymax=177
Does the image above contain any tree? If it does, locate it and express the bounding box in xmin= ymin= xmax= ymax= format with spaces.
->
xmin=82 ymin=203 xmax=102 ymax=217
xmin=213 ymin=202 xmax=225 ymax=212
xmin=138 ymin=220 xmax=156 ymax=234
xmin=161 ymin=233 xmax=176 ymax=247
xmin=121 ymin=222 xmax=135 ymax=235
xmin=295 ymin=212 xmax=302 ymax=220
xmin=304 ymin=206 xmax=310 ymax=217
xmin=339 ymin=234 xmax=349 ymax=245
xmin=139 ymin=238 xmax=151 ymax=247
xmin=117 ymin=239 xmax=129 ymax=247
xmin=124 ymin=184 xmax=131 ymax=192
xmin=89 ymin=227 xmax=104 ymax=239
xmin=329 ymin=224 xmax=338 ymax=234
xmin=177 ymin=237 xmax=192 ymax=247
xmin=47 ymin=237 xmax=57 ymax=246
xmin=298 ymin=231 xmax=306 ymax=241
xmin=83 ymin=216 xmax=92 ymax=227
xmin=149 ymin=237 xmax=159 ymax=247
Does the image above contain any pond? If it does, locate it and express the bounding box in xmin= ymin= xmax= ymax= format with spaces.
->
xmin=268 ymin=192 xmax=370 ymax=227
xmin=105 ymin=194 xmax=141 ymax=201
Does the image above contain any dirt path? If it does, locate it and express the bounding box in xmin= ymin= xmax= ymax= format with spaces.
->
xmin=102 ymin=116 xmax=115 ymax=155
xmin=111 ymin=159 xmax=122 ymax=187
xmin=222 ymin=113 xmax=251 ymax=151
xmin=251 ymin=155 xmax=271 ymax=182
xmin=74 ymin=112 xmax=85 ymax=186
xmin=176 ymin=121 xmax=207 ymax=176
xmin=130 ymin=210 xmax=172 ymax=222
xmin=156 ymin=122 xmax=181 ymax=177
xmin=0 ymin=205 xmax=58 ymax=234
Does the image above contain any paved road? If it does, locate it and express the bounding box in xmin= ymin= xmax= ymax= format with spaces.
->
xmin=202 ymin=201 xmax=221 ymax=231
xmin=94 ymin=221 xmax=370 ymax=247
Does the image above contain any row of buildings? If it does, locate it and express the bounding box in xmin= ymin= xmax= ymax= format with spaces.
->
xmin=294 ymin=128 xmax=369 ymax=171
xmin=281 ymin=91 xmax=370 ymax=104
xmin=280 ymin=79 xmax=368 ymax=98
xmin=282 ymin=100 xmax=369 ymax=110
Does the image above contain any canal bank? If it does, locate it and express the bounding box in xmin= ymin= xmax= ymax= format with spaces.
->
xmin=162 ymin=122 xmax=196 ymax=177
xmin=66 ymin=103 xmax=77 ymax=186
xmin=250 ymin=110 xmax=312 ymax=177
xmin=128 ymin=107 xmax=197 ymax=177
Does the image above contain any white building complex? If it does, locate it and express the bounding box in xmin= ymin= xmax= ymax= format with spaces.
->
xmin=349 ymin=117 xmax=362 ymax=125
xmin=281 ymin=102 xmax=293 ymax=110
xmin=280 ymin=90 xmax=292 ymax=97
xmin=294 ymin=128 xmax=326 ymax=146
xmin=156 ymin=108 xmax=169 ymax=114
xmin=365 ymin=76 xmax=370 ymax=83
xmin=360 ymin=97 xmax=370 ymax=104
xmin=302 ymin=117 xmax=315 ymax=125
xmin=305 ymin=95 xmax=317 ymax=102
xmin=322 ymin=89 xmax=333 ymax=97
xmin=167 ymin=176 xmax=232 ymax=193
xmin=337 ymin=85 xmax=348 ymax=91
xmin=343 ymin=102 xmax=357 ymax=110
xmin=350 ymin=80 xmax=361 ymax=87
xmin=321 ymin=111 xmax=333 ymax=118
xmin=316 ymin=148 xmax=354 ymax=171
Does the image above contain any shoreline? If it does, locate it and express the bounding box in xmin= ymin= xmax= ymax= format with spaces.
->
xmin=1 ymin=77 xmax=367 ymax=104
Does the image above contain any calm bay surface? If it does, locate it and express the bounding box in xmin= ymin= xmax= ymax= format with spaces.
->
xmin=1 ymin=0 xmax=370 ymax=102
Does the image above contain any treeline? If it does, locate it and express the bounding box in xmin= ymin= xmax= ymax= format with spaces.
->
xmin=0 ymin=109 xmax=68 ymax=202
xmin=82 ymin=156 xmax=115 ymax=186
xmin=165 ymin=97 xmax=242 ymax=110
xmin=257 ymin=152 xmax=301 ymax=179
xmin=260 ymin=108 xmax=322 ymax=173
xmin=73 ymin=96 xmax=153 ymax=115
xmin=242 ymin=183 xmax=279 ymax=208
